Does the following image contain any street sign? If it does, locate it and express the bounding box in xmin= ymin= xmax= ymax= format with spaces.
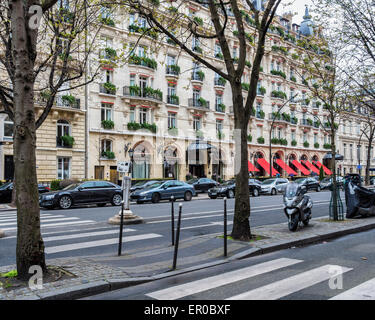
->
xmin=117 ymin=161 xmax=130 ymax=173
xmin=357 ymin=165 xmax=362 ymax=170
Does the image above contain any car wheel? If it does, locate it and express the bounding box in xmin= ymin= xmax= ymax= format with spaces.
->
xmin=136 ymin=200 xmax=144 ymax=204
xmin=151 ymin=193 xmax=160 ymax=203
xmin=184 ymin=191 xmax=193 ymax=201
xmin=252 ymin=188 xmax=260 ymax=197
xmin=97 ymin=203 xmax=106 ymax=207
xmin=271 ymin=188 xmax=277 ymax=195
xmin=227 ymin=189 xmax=235 ymax=199
xmin=59 ymin=195 xmax=72 ymax=209
xmin=111 ymin=194 xmax=122 ymax=206
xmin=316 ymin=185 xmax=321 ymax=192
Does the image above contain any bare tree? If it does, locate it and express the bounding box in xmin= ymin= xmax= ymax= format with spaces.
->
xmin=0 ymin=0 xmax=104 ymax=279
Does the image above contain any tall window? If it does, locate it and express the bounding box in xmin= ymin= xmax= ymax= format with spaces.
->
xmin=215 ymin=94 xmax=223 ymax=109
xmin=343 ymin=143 xmax=347 ymax=158
xmin=3 ymin=116 xmax=13 ymax=139
xmin=57 ymin=120 xmax=71 ymax=147
xmin=101 ymin=103 xmax=113 ymax=121
xmin=291 ymin=131 xmax=296 ymax=141
xmin=216 ymin=119 xmax=223 ymax=133
xmin=193 ymin=88 xmax=200 ymax=102
xmin=101 ymin=139 xmax=112 ymax=153
xmin=130 ymin=74 xmax=136 ymax=86
xmin=57 ymin=157 xmax=70 ymax=179
xmin=129 ymin=107 xmax=135 ymax=122
xmin=350 ymin=144 xmax=353 ymax=160
xmin=139 ymin=107 xmax=148 ymax=124
xmin=193 ymin=116 xmax=201 ymax=131
xmin=168 ymin=112 xmax=176 ymax=129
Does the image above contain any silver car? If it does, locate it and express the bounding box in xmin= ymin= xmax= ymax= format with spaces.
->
xmin=260 ymin=178 xmax=289 ymax=195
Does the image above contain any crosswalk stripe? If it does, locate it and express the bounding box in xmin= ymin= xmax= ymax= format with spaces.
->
xmin=0 ymin=214 xmax=62 ymax=222
xmin=2 ymin=220 xmax=95 ymax=231
xmin=43 ymin=229 xmax=136 ymax=242
xmin=330 ymin=278 xmax=375 ymax=300
xmin=45 ymin=233 xmax=162 ymax=254
xmin=146 ymin=258 xmax=303 ymax=300
xmin=0 ymin=217 xmax=79 ymax=226
xmin=226 ymin=265 xmax=353 ymax=300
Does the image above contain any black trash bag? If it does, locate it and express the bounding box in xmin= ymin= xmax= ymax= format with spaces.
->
xmin=345 ymin=181 xmax=375 ymax=218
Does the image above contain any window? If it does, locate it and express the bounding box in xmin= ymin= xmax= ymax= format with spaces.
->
xmin=303 ymin=132 xmax=307 ymax=142
xmin=193 ymin=88 xmax=200 ymax=102
xmin=216 ymin=120 xmax=223 ymax=133
xmin=291 ymin=131 xmax=296 ymax=141
xmin=350 ymin=144 xmax=353 ymax=160
xmin=3 ymin=116 xmax=13 ymax=139
xmin=139 ymin=107 xmax=148 ymax=124
xmin=168 ymin=83 xmax=176 ymax=96
xmin=130 ymin=74 xmax=136 ymax=86
xmin=215 ymin=94 xmax=223 ymax=109
xmin=101 ymin=139 xmax=112 ymax=153
xmin=168 ymin=112 xmax=176 ymax=129
xmin=167 ymin=55 xmax=175 ymax=66
xmin=314 ymin=133 xmax=318 ymax=144
xmin=343 ymin=143 xmax=347 ymax=158
xmin=193 ymin=116 xmax=201 ymax=131
xmin=57 ymin=120 xmax=71 ymax=147
xmin=57 ymin=157 xmax=70 ymax=179
xmin=101 ymin=103 xmax=113 ymax=121
xmin=129 ymin=107 xmax=135 ymax=122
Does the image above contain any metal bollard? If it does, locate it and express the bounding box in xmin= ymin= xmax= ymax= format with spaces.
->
xmin=172 ymin=203 xmax=182 ymax=270
xmin=118 ymin=200 xmax=125 ymax=256
xmin=171 ymin=196 xmax=175 ymax=246
xmin=224 ymin=197 xmax=227 ymax=257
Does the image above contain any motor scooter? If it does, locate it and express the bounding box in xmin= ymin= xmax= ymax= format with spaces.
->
xmin=283 ymin=183 xmax=313 ymax=231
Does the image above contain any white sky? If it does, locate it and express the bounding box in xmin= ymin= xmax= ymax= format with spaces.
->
xmin=278 ymin=0 xmax=314 ymax=24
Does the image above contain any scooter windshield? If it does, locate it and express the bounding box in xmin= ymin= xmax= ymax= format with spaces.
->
xmin=284 ymin=183 xmax=300 ymax=198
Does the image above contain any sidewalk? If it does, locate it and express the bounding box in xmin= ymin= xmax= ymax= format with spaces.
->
xmin=2 ymin=214 xmax=375 ymax=300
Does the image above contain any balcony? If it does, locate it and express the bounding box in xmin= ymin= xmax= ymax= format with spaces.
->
xmin=55 ymin=95 xmax=81 ymax=109
xmin=56 ymin=136 xmax=73 ymax=148
xmin=166 ymin=95 xmax=179 ymax=105
xmin=215 ymin=103 xmax=226 ymax=113
xmin=128 ymin=55 xmax=157 ymax=70
xmin=300 ymin=119 xmax=314 ymax=127
xmin=214 ymin=77 xmax=226 ymax=87
xmin=188 ymin=98 xmax=210 ymax=110
xmin=165 ymin=65 xmax=180 ymax=77
xmin=191 ymin=72 xmax=205 ymax=82
xmin=99 ymin=83 xmax=116 ymax=95
xmin=123 ymin=86 xmax=163 ymax=102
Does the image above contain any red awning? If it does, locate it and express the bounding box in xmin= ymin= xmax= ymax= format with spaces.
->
xmin=248 ymin=161 xmax=259 ymax=172
xmin=302 ymin=160 xmax=320 ymax=174
xmin=292 ymin=160 xmax=310 ymax=175
xmin=257 ymin=158 xmax=280 ymax=176
xmin=276 ymin=159 xmax=298 ymax=176
xmin=315 ymin=161 xmax=333 ymax=175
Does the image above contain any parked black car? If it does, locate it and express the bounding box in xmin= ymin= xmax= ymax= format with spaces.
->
xmin=208 ymin=179 xmax=261 ymax=199
xmin=248 ymin=179 xmax=261 ymax=197
xmin=320 ymin=176 xmax=345 ymax=190
xmin=39 ymin=181 xmax=122 ymax=209
xmin=130 ymin=180 xmax=158 ymax=193
xmin=187 ymin=178 xmax=219 ymax=193
xmin=0 ymin=182 xmax=50 ymax=204
xmin=294 ymin=177 xmax=321 ymax=192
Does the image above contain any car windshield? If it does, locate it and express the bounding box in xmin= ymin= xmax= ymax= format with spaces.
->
xmin=221 ymin=180 xmax=235 ymax=186
xmin=143 ymin=182 xmax=163 ymax=190
xmin=261 ymin=179 xmax=275 ymax=185
xmin=285 ymin=183 xmax=300 ymax=197
xmin=0 ymin=182 xmax=12 ymax=190
xmin=187 ymin=178 xmax=199 ymax=184
xmin=295 ymin=178 xmax=306 ymax=184
xmin=63 ymin=184 xmax=79 ymax=191
xmin=133 ymin=181 xmax=148 ymax=187
xmin=321 ymin=177 xmax=331 ymax=183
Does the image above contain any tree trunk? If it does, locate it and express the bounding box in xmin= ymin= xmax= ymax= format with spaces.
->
xmin=331 ymin=129 xmax=338 ymax=220
xmin=231 ymin=87 xmax=251 ymax=241
xmin=12 ymin=0 xmax=46 ymax=280
xmin=366 ymin=142 xmax=372 ymax=186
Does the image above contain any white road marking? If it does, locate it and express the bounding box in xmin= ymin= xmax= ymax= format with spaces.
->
xmin=2 ymin=220 xmax=96 ymax=231
xmin=146 ymin=258 xmax=303 ymax=300
xmin=330 ymin=278 xmax=375 ymax=300
xmin=43 ymin=229 xmax=136 ymax=242
xmin=0 ymin=217 xmax=79 ymax=226
xmin=0 ymin=214 xmax=62 ymax=222
xmin=45 ymin=233 xmax=162 ymax=254
xmin=226 ymin=265 xmax=352 ymax=300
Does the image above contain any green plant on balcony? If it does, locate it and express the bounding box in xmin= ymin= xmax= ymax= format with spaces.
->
xmin=258 ymin=110 xmax=265 ymax=119
xmin=281 ymin=113 xmax=290 ymax=122
xmin=271 ymin=137 xmax=280 ymax=144
xmin=105 ymin=47 xmax=117 ymax=58
xmin=127 ymin=121 xmax=141 ymax=130
xmin=167 ymin=37 xmax=177 ymax=46
xmin=245 ymin=60 xmax=252 ymax=68
xmin=258 ymin=86 xmax=266 ymax=95
xmin=303 ymin=141 xmax=310 ymax=148
xmin=169 ymin=94 xmax=179 ymax=105
xmin=306 ymin=118 xmax=313 ymax=126
xmin=102 ymin=119 xmax=115 ymax=129
xmin=314 ymin=120 xmax=321 ymax=128
xmin=251 ymin=107 xmax=256 ymax=116
xmin=101 ymin=150 xmax=115 ymax=159
xmin=271 ymin=90 xmax=287 ymax=99
xmin=141 ymin=122 xmax=157 ymax=133
xmin=60 ymin=135 xmax=75 ymax=147
xmin=193 ymin=16 xmax=203 ymax=26
xmin=217 ymin=77 xmax=226 ymax=86
xmin=103 ymin=82 xmax=116 ymax=95
xmin=217 ymin=131 xmax=225 ymax=140
xmin=276 ymin=26 xmax=285 ymax=37
xmin=245 ymin=33 xmax=254 ymax=43
xmin=233 ymin=57 xmax=239 ymax=64
xmin=247 ymin=134 xmax=252 ymax=142
xmin=290 ymin=76 xmax=297 ymax=82
xmin=215 ymin=52 xmax=224 ymax=60
xmin=129 ymin=84 xmax=140 ymax=96
xmin=196 ymin=70 xmax=205 ymax=81
xmin=144 ymin=86 xmax=162 ymax=100
xmin=257 ymin=137 xmax=265 ymax=144
xmin=142 ymin=56 xmax=158 ymax=69
xmin=40 ymin=90 xmax=51 ymax=101
xmin=168 ymin=6 xmax=178 ymax=13
xmin=170 ymin=64 xmax=180 ymax=74
xmin=193 ymin=46 xmax=203 ymax=54
xmin=291 ymin=140 xmax=297 ymax=146
xmin=272 ymin=112 xmax=281 ymax=120
xmin=100 ymin=17 xmax=115 ymax=27
xmin=259 ymin=66 xmax=264 ymax=72
xmin=270 ymin=70 xmax=286 ymax=79
xmin=217 ymin=103 xmax=226 ymax=112
xmin=198 ymin=97 xmax=208 ymax=107
xmin=323 ymin=143 xmax=332 ymax=149
xmin=314 ymin=142 xmax=320 ymax=149
xmin=280 ymin=138 xmax=288 ymax=146
xmin=291 ymin=53 xmax=300 ymax=60
xmin=61 ymin=94 xmax=76 ymax=105
xmin=149 ymin=0 xmax=160 ymax=5
xmin=196 ymin=130 xmax=204 ymax=138
xmin=232 ymin=30 xmax=239 ymax=37
xmin=242 ymin=83 xmax=250 ymax=91
xmin=291 ymin=116 xmax=298 ymax=124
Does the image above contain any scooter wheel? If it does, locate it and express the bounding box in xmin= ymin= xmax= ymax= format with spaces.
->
xmin=288 ymin=214 xmax=299 ymax=232
xmin=302 ymin=219 xmax=310 ymax=226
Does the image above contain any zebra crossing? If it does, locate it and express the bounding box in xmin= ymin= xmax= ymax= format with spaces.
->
xmin=145 ymin=257 xmax=375 ymax=300
xmin=0 ymin=210 xmax=96 ymax=232
xmin=0 ymin=211 xmax=163 ymax=256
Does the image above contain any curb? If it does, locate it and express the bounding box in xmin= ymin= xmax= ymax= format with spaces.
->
xmin=35 ymin=218 xmax=375 ymax=300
